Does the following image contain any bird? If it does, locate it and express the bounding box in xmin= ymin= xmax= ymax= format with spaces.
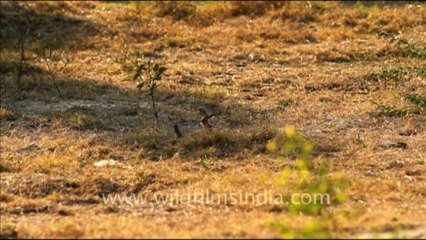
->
xmin=200 ymin=114 xmax=214 ymax=129
xmin=356 ymin=129 xmax=366 ymax=148
xmin=174 ymin=123 xmax=183 ymax=138
xmin=198 ymin=107 xmax=219 ymax=129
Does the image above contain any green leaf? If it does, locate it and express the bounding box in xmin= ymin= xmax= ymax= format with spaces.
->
xmin=136 ymin=82 xmax=144 ymax=90
xmin=158 ymin=66 xmax=167 ymax=75
xmin=133 ymin=64 xmax=146 ymax=80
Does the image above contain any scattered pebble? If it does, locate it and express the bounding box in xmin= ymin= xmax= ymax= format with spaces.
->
xmin=94 ymin=159 xmax=118 ymax=167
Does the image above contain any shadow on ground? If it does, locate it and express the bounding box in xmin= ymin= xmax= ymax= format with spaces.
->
xmin=0 ymin=2 xmax=104 ymax=51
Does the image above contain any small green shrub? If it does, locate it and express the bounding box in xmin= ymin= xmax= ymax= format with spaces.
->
xmin=371 ymin=93 xmax=425 ymax=117
xmin=402 ymin=93 xmax=426 ymax=109
xmin=378 ymin=36 xmax=426 ymax=59
xmin=115 ymin=49 xmax=144 ymax=76
xmin=365 ymin=66 xmax=425 ymax=87
xmin=133 ymin=58 xmax=167 ymax=127
xmin=403 ymin=42 xmax=426 ymax=59
xmin=267 ymin=126 xmax=347 ymax=237
xmin=271 ymin=126 xmax=347 ymax=214
xmin=372 ymin=105 xmax=417 ymax=117
xmin=366 ymin=67 xmax=411 ymax=82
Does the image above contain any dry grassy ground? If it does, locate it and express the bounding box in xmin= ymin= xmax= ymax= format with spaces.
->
xmin=1 ymin=1 xmax=425 ymax=238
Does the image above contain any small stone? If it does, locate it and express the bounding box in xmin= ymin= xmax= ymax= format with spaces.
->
xmin=94 ymin=159 xmax=117 ymax=167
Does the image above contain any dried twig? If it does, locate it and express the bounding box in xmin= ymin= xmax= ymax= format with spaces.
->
xmin=174 ymin=123 xmax=183 ymax=138
xmin=15 ymin=28 xmax=29 ymax=89
xmin=39 ymin=46 xmax=68 ymax=98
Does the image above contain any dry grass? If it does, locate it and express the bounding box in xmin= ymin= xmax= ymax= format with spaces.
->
xmin=1 ymin=1 xmax=426 ymax=238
